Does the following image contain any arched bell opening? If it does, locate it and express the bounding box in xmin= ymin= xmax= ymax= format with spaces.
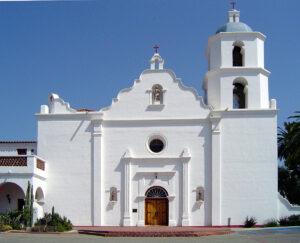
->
xmin=0 ymin=182 xmax=25 ymax=213
xmin=233 ymin=78 xmax=248 ymax=109
xmin=232 ymin=41 xmax=245 ymax=67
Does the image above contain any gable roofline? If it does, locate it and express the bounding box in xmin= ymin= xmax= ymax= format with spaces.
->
xmin=100 ymin=69 xmax=212 ymax=113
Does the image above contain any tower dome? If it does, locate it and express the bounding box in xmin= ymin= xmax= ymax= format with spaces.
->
xmin=216 ymin=22 xmax=252 ymax=34
xmin=216 ymin=9 xmax=253 ymax=34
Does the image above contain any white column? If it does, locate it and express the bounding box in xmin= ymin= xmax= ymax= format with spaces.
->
xmin=137 ymin=196 xmax=146 ymax=226
xmin=211 ymin=116 xmax=222 ymax=226
xmin=91 ymin=119 xmax=102 ymax=226
xmin=181 ymin=160 xmax=189 ymax=226
xmin=168 ymin=196 xmax=176 ymax=226
xmin=123 ymin=160 xmax=131 ymax=226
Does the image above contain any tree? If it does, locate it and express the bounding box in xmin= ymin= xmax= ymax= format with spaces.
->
xmin=278 ymin=111 xmax=300 ymax=204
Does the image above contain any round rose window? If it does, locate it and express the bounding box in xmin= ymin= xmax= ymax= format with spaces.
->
xmin=149 ymin=139 xmax=164 ymax=153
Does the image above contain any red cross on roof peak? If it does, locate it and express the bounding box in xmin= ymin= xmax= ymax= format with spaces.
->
xmin=153 ymin=45 xmax=159 ymax=53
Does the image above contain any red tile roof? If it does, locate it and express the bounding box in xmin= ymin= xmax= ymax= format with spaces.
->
xmin=76 ymin=109 xmax=96 ymax=112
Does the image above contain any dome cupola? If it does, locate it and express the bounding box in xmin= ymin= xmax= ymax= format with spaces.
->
xmin=216 ymin=9 xmax=252 ymax=34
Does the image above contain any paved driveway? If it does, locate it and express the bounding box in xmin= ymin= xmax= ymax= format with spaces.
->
xmin=0 ymin=228 xmax=300 ymax=243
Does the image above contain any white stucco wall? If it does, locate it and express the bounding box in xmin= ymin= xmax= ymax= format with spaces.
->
xmin=37 ymin=117 xmax=93 ymax=225
xmin=219 ymin=111 xmax=278 ymax=225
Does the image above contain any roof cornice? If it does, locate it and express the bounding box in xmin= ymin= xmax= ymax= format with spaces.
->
xmin=204 ymin=67 xmax=271 ymax=80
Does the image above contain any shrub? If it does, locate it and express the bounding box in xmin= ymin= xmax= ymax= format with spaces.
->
xmin=56 ymin=223 xmax=65 ymax=232
xmin=0 ymin=210 xmax=23 ymax=230
xmin=263 ymin=219 xmax=278 ymax=227
xmin=0 ymin=224 xmax=13 ymax=232
xmin=287 ymin=215 xmax=300 ymax=226
xmin=278 ymin=216 xmax=289 ymax=226
xmin=244 ymin=216 xmax=257 ymax=228
xmin=35 ymin=207 xmax=72 ymax=232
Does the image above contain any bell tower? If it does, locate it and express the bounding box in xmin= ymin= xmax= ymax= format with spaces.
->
xmin=202 ymin=8 xmax=274 ymax=110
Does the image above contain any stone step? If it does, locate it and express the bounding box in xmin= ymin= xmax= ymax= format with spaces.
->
xmin=78 ymin=229 xmax=233 ymax=237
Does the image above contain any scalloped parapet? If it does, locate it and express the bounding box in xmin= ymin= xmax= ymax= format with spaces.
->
xmin=43 ymin=93 xmax=77 ymax=114
xmin=100 ymin=68 xmax=211 ymax=120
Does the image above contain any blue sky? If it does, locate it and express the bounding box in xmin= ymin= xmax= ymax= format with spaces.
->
xmin=0 ymin=0 xmax=299 ymax=141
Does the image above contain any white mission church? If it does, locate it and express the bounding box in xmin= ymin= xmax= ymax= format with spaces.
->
xmin=1 ymin=8 xmax=300 ymax=227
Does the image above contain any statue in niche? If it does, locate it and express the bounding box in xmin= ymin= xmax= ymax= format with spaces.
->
xmin=110 ymin=187 xmax=117 ymax=201
xmin=152 ymin=85 xmax=163 ymax=104
xmin=198 ymin=191 xmax=202 ymax=201
xmin=197 ymin=187 xmax=204 ymax=201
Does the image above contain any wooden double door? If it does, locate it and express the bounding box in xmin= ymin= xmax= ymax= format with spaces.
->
xmin=145 ymin=198 xmax=168 ymax=225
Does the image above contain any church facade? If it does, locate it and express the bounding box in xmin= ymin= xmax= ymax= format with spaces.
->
xmin=1 ymin=9 xmax=300 ymax=226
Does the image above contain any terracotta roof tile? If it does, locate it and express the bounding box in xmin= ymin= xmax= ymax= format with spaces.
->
xmin=76 ymin=109 xmax=96 ymax=112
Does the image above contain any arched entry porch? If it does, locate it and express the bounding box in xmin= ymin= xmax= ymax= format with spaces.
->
xmin=145 ymin=186 xmax=169 ymax=225
xmin=0 ymin=182 xmax=25 ymax=213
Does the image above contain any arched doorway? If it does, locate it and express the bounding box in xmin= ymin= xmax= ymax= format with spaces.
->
xmin=145 ymin=186 xmax=168 ymax=225
xmin=0 ymin=182 xmax=25 ymax=213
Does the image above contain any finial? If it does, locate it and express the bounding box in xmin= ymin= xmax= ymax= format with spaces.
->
xmin=153 ymin=45 xmax=159 ymax=54
xmin=231 ymin=1 xmax=236 ymax=10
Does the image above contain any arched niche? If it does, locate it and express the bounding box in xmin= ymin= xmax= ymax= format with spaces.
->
xmin=196 ymin=187 xmax=204 ymax=202
xmin=152 ymin=84 xmax=163 ymax=105
xmin=35 ymin=187 xmax=45 ymax=204
xmin=110 ymin=187 xmax=117 ymax=202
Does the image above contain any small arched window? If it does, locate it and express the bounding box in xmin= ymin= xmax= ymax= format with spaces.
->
xmin=233 ymin=78 xmax=247 ymax=109
xmin=152 ymin=84 xmax=163 ymax=105
xmin=110 ymin=187 xmax=117 ymax=202
xmin=232 ymin=41 xmax=244 ymax=67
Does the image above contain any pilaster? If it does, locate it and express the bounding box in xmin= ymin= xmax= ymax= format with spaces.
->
xmin=210 ymin=115 xmax=222 ymax=225
xmin=123 ymin=159 xmax=131 ymax=226
xmin=91 ymin=119 xmax=102 ymax=226
xmin=181 ymin=160 xmax=189 ymax=226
